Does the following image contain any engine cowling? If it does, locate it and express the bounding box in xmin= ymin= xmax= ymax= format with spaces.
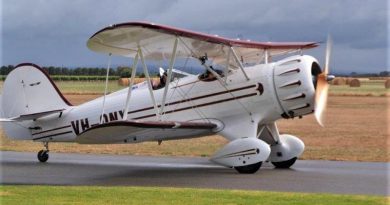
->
xmin=272 ymin=55 xmax=321 ymax=119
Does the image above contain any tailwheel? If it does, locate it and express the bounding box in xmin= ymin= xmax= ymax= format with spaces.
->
xmin=272 ymin=157 xmax=297 ymax=169
xmin=234 ymin=162 xmax=262 ymax=174
xmin=37 ymin=142 xmax=49 ymax=163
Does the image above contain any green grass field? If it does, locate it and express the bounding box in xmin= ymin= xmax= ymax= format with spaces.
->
xmin=54 ymin=80 xmax=123 ymax=94
xmin=0 ymin=80 xmax=124 ymax=95
xmin=0 ymin=186 xmax=387 ymax=205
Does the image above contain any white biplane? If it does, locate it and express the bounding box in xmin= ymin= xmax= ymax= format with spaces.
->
xmin=0 ymin=22 xmax=334 ymax=173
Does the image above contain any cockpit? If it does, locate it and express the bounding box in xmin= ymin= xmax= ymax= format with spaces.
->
xmin=198 ymin=67 xmax=224 ymax=82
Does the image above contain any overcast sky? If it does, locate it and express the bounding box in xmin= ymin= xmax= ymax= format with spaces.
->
xmin=1 ymin=0 xmax=388 ymax=74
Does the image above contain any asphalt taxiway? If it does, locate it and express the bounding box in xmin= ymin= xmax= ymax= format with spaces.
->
xmin=1 ymin=151 xmax=388 ymax=195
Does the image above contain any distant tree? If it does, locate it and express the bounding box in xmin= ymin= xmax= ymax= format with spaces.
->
xmin=2 ymin=65 xmax=15 ymax=75
xmin=117 ymin=66 xmax=132 ymax=78
xmin=74 ymin=67 xmax=81 ymax=75
xmin=1 ymin=65 xmax=14 ymax=75
xmin=0 ymin=66 xmax=6 ymax=75
xmin=61 ymin=67 xmax=69 ymax=75
xmin=54 ymin=67 xmax=61 ymax=75
xmin=99 ymin=68 xmax=106 ymax=75
xmin=81 ymin=67 xmax=89 ymax=75
xmin=47 ymin=66 xmax=55 ymax=75
xmin=91 ymin=68 xmax=99 ymax=75
xmin=109 ymin=68 xmax=115 ymax=76
xmin=379 ymin=71 xmax=389 ymax=77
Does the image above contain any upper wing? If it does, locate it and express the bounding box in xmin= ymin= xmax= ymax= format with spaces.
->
xmin=76 ymin=120 xmax=218 ymax=144
xmin=87 ymin=22 xmax=318 ymax=66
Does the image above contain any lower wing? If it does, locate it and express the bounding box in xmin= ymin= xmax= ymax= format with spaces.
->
xmin=76 ymin=120 xmax=218 ymax=144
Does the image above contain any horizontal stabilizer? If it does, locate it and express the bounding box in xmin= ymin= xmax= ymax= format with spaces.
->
xmin=0 ymin=118 xmax=15 ymax=122
xmin=4 ymin=109 xmax=65 ymax=121
xmin=76 ymin=120 xmax=218 ymax=144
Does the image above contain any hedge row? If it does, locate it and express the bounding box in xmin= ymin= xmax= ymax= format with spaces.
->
xmin=50 ymin=75 xmax=119 ymax=81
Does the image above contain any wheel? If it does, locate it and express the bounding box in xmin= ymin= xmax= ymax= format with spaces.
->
xmin=234 ymin=162 xmax=262 ymax=174
xmin=272 ymin=157 xmax=297 ymax=169
xmin=37 ymin=150 xmax=49 ymax=163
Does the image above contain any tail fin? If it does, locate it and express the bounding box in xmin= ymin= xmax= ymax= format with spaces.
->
xmin=1 ymin=63 xmax=72 ymax=120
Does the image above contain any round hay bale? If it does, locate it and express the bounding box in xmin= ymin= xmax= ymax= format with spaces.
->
xmin=118 ymin=78 xmax=129 ymax=86
xmin=345 ymin=78 xmax=354 ymax=85
xmin=134 ymin=78 xmax=146 ymax=84
xmin=118 ymin=78 xmax=159 ymax=86
xmin=385 ymin=79 xmax=390 ymax=89
xmin=332 ymin=77 xmax=346 ymax=85
xmin=349 ymin=78 xmax=361 ymax=87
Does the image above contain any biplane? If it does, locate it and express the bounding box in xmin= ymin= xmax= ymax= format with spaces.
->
xmin=0 ymin=22 xmax=334 ymax=173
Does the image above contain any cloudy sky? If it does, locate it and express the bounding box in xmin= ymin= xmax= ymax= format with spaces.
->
xmin=1 ymin=0 xmax=388 ymax=74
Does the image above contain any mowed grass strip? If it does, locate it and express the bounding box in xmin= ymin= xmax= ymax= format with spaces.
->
xmin=0 ymin=186 xmax=387 ymax=205
xmin=54 ymin=80 xmax=123 ymax=94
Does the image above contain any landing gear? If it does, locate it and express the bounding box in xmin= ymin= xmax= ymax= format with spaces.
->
xmin=272 ymin=157 xmax=297 ymax=169
xmin=37 ymin=142 xmax=49 ymax=163
xmin=234 ymin=162 xmax=262 ymax=174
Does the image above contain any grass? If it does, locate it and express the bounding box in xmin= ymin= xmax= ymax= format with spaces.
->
xmin=0 ymin=132 xmax=226 ymax=157
xmin=53 ymin=80 xmax=124 ymax=94
xmin=0 ymin=80 xmax=124 ymax=95
xmin=0 ymin=186 xmax=388 ymax=205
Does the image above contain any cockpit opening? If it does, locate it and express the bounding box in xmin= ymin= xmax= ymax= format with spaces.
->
xmin=198 ymin=66 xmax=224 ymax=82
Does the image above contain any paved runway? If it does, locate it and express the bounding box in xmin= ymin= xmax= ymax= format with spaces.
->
xmin=1 ymin=151 xmax=388 ymax=195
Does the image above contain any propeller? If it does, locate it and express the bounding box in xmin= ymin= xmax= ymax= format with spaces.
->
xmin=314 ymin=36 xmax=333 ymax=127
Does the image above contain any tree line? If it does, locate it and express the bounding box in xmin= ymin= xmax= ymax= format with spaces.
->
xmin=0 ymin=65 xmax=135 ymax=78
xmin=349 ymin=71 xmax=389 ymax=77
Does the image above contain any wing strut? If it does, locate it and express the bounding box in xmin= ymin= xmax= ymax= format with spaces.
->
xmin=100 ymin=53 xmax=112 ymax=124
xmin=123 ymin=52 xmax=140 ymax=120
xmin=138 ymin=46 xmax=160 ymax=120
xmin=224 ymin=48 xmax=231 ymax=83
xmin=160 ymin=37 xmax=178 ymax=118
xmin=230 ymin=47 xmax=250 ymax=81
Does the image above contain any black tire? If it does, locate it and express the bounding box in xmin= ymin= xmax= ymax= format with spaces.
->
xmin=234 ymin=162 xmax=262 ymax=174
xmin=272 ymin=157 xmax=297 ymax=169
xmin=37 ymin=150 xmax=49 ymax=163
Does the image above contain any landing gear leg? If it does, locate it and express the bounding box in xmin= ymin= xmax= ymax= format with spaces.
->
xmin=37 ymin=142 xmax=49 ymax=163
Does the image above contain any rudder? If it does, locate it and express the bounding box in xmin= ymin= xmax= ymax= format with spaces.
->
xmin=1 ymin=63 xmax=72 ymax=119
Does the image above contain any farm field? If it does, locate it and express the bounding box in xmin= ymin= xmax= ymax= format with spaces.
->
xmin=0 ymin=79 xmax=389 ymax=96
xmin=329 ymin=80 xmax=389 ymax=96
